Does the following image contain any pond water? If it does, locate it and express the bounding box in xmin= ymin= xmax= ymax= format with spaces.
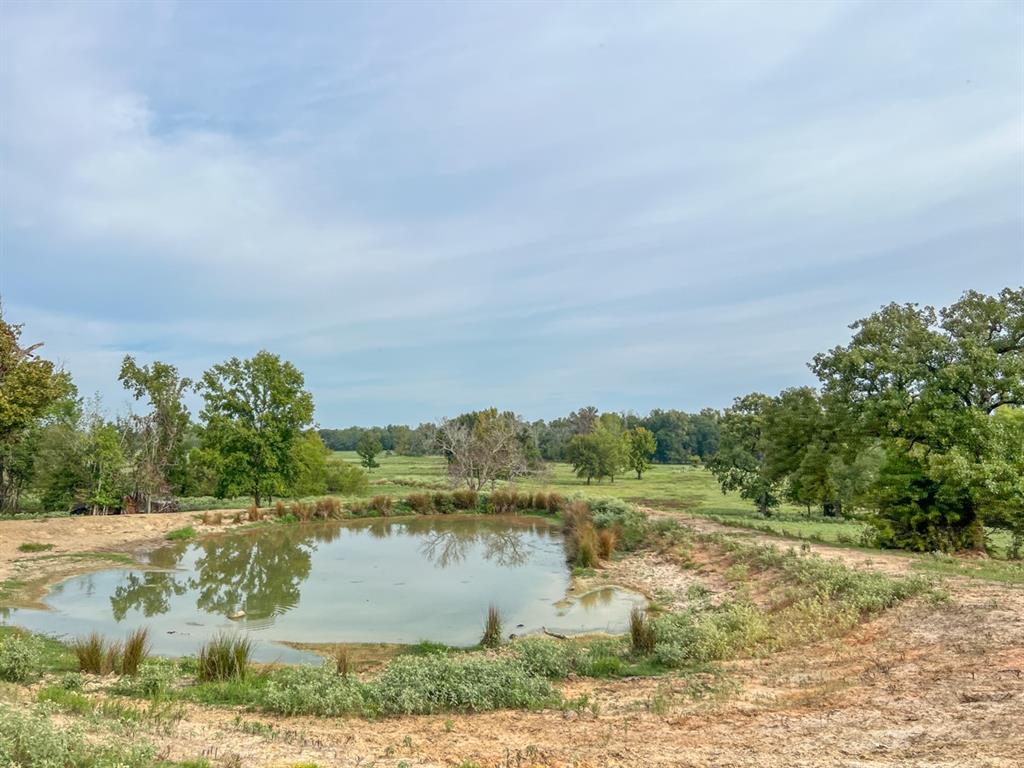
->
xmin=3 ymin=516 xmax=646 ymax=662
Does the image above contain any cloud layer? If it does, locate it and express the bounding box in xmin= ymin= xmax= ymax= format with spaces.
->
xmin=2 ymin=1 xmax=1021 ymax=425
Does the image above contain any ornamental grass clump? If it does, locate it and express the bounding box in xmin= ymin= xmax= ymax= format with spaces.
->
xmin=480 ymin=604 xmax=503 ymax=648
xmin=120 ymin=628 xmax=151 ymax=676
xmin=197 ymin=634 xmax=253 ymax=681
xmin=71 ymin=632 xmax=121 ymax=675
xmin=406 ymin=493 xmax=433 ymax=514
xmin=629 ymin=607 xmax=656 ymax=655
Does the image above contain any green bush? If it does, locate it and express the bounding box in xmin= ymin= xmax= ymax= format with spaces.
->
xmin=325 ymin=459 xmax=369 ymax=494
xmin=262 ymin=665 xmax=366 ymax=716
xmin=590 ymin=498 xmax=648 ymax=551
xmin=367 ymin=654 xmax=559 ymax=715
xmin=0 ymin=632 xmax=43 ymax=683
xmin=0 ymin=705 xmax=155 ymax=768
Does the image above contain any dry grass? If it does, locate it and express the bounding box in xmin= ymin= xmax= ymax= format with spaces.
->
xmin=629 ymin=607 xmax=656 ymax=655
xmin=121 ymin=627 xmax=150 ymax=675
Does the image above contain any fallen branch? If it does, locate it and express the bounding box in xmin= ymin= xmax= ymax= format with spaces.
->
xmin=542 ymin=627 xmax=568 ymax=640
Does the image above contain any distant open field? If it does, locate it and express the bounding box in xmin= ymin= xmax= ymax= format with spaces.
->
xmin=174 ymin=451 xmax=1015 ymax=564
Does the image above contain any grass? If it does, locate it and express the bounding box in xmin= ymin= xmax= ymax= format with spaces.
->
xmin=197 ymin=634 xmax=253 ymax=681
xmin=17 ymin=541 xmax=54 ymax=552
xmin=480 ymin=604 xmax=502 ymax=648
xmin=166 ymin=525 xmax=197 ymax=541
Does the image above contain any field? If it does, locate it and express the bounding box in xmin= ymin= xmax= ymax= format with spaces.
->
xmin=1 ymin=455 xmax=1021 ymax=767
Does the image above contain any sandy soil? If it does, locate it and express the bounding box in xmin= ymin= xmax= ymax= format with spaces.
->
xmin=2 ymin=510 xmax=1022 ymax=767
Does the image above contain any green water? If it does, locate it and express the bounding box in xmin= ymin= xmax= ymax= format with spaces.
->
xmin=4 ymin=516 xmax=645 ymax=662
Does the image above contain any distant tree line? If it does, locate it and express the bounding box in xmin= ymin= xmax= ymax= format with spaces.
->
xmin=2 ymin=287 xmax=1019 ymax=559
xmin=707 ymin=288 xmax=1023 ymax=555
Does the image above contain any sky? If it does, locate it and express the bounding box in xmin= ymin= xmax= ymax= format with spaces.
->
xmin=1 ymin=1 xmax=1022 ymax=427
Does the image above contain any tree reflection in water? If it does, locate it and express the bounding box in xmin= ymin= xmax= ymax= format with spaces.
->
xmin=110 ymin=524 xmax=343 ymax=621
xmin=415 ymin=518 xmax=545 ymax=568
xmin=107 ymin=517 xmax=555 ymax=622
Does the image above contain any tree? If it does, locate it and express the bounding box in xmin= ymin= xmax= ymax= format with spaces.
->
xmin=812 ymin=288 xmax=1023 ymax=550
xmin=198 ymin=351 xmax=314 ymax=506
xmin=566 ymin=414 xmax=626 ymax=484
xmin=356 ymin=431 xmax=382 ymax=470
xmin=435 ymin=409 xmax=531 ymax=490
xmin=0 ymin=309 xmax=70 ymax=512
xmin=118 ymin=356 xmax=193 ymax=510
xmin=625 ymin=427 xmax=657 ymax=479
xmin=706 ymin=393 xmax=780 ymax=516
xmin=290 ymin=431 xmax=329 ymax=495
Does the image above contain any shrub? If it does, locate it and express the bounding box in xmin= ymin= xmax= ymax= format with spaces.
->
xmin=0 ymin=632 xmax=43 ymax=683
xmin=451 ymin=489 xmax=478 ymax=510
xmin=406 ymin=493 xmax=433 ymax=514
xmin=367 ymin=654 xmax=559 ymax=715
xmin=480 ymin=604 xmax=502 ymax=648
xmin=590 ymin=498 xmax=647 ymax=551
xmin=325 ymin=460 xmax=369 ymax=495
xmin=111 ymin=660 xmax=176 ymax=699
xmin=510 ymin=637 xmax=579 ymax=679
xmin=262 ymin=665 xmax=366 ymax=716
xmin=369 ymin=495 xmax=393 ymax=515
xmin=71 ymin=632 xmax=120 ymax=675
xmin=121 ymin=628 xmax=150 ymax=676
xmin=629 ymin=607 xmax=656 ymax=655
xmin=432 ymin=492 xmax=455 ymax=514
xmin=60 ymin=672 xmax=84 ymax=691
xmin=197 ymin=634 xmax=253 ymax=681
xmin=0 ymin=705 xmax=156 ymax=767
xmin=165 ymin=526 xmax=196 ymax=541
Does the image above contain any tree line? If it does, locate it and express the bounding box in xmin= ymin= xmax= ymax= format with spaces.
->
xmin=706 ymin=288 xmax=1023 ymax=555
xmin=2 ymin=286 xmax=1019 ymax=557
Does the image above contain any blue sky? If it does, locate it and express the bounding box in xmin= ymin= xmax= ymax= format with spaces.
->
xmin=1 ymin=1 xmax=1022 ymax=427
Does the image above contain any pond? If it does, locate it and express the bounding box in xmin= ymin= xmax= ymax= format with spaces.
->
xmin=3 ymin=516 xmax=646 ymax=662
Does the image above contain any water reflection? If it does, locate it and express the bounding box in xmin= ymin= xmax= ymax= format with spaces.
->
xmin=110 ymin=517 xmax=547 ymax=620
xmin=6 ymin=515 xmax=646 ymax=657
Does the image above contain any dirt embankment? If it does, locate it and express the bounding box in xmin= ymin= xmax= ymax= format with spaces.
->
xmin=0 ymin=511 xmax=220 ymax=607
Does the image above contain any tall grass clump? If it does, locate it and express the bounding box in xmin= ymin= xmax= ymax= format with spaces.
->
xmin=274 ymin=501 xmax=287 ymax=518
xmin=120 ymin=628 xmax=151 ymax=676
xmin=335 ymin=647 xmax=351 ymax=678
xmin=406 ymin=493 xmax=433 ymax=514
xmin=197 ymin=634 xmax=253 ymax=681
xmin=247 ymin=505 xmax=263 ymax=522
xmin=72 ymin=632 xmax=120 ymax=675
xmin=545 ymin=492 xmax=565 ymax=513
xmin=480 ymin=604 xmax=503 ymax=648
xmin=201 ymin=511 xmax=222 ymax=525
xmin=290 ymin=501 xmax=312 ymax=522
xmin=0 ymin=632 xmax=43 ymax=683
xmin=629 ymin=607 xmax=656 ymax=655
xmin=487 ymin=488 xmax=519 ymax=514
xmin=597 ymin=528 xmax=618 ymax=559
xmin=369 ymin=495 xmax=393 ymax=515
xmin=562 ymin=500 xmax=599 ymax=567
